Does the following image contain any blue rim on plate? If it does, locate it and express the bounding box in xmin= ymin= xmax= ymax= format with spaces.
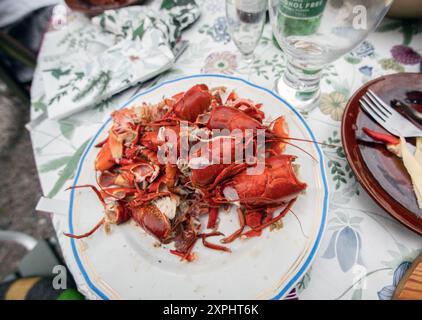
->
xmin=68 ymin=74 xmax=329 ymax=300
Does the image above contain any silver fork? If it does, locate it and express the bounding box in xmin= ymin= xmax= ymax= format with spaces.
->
xmin=359 ymin=89 xmax=422 ymax=138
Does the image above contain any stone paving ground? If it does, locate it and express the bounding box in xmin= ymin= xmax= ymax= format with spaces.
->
xmin=0 ymin=81 xmax=55 ymax=281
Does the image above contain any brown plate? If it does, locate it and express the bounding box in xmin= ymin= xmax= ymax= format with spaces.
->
xmin=65 ymin=0 xmax=144 ymax=15
xmin=341 ymin=73 xmax=422 ymax=235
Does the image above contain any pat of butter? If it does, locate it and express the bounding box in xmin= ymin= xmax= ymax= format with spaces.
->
xmin=400 ymin=137 xmax=422 ymax=209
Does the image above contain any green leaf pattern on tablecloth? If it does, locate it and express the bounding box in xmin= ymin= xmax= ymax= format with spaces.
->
xmin=46 ymin=139 xmax=90 ymax=198
xmin=59 ymin=120 xmax=76 ymax=140
xmin=39 ymin=155 xmax=73 ymax=173
xmin=57 ymin=26 xmax=100 ymax=51
xmin=161 ymin=0 xmax=197 ymax=10
xmin=31 ymin=94 xmax=47 ymax=112
xmin=296 ymin=268 xmax=312 ymax=294
xmin=72 ymin=71 xmax=112 ymax=103
xmin=252 ymin=53 xmax=286 ymax=81
xmin=44 ymin=67 xmax=71 ymax=80
xmin=322 ymin=131 xmax=356 ymax=190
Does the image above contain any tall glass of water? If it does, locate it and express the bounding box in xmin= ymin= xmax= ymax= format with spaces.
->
xmin=226 ymin=0 xmax=267 ymax=65
xmin=269 ymin=0 xmax=393 ymax=113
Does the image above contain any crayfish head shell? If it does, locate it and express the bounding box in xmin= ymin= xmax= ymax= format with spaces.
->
xmin=173 ymin=84 xmax=212 ymax=122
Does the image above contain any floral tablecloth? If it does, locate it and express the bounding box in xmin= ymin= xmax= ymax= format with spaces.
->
xmin=29 ymin=0 xmax=422 ymax=300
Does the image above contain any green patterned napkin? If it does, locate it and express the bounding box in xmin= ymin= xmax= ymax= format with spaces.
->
xmin=43 ymin=1 xmax=200 ymax=120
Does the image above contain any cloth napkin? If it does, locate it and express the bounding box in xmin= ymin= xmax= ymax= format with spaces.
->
xmin=42 ymin=1 xmax=200 ymax=120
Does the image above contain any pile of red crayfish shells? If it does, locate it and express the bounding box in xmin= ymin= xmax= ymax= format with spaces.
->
xmin=66 ymin=84 xmax=307 ymax=261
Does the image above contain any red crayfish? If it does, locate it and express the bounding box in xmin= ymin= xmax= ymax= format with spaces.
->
xmin=65 ymin=84 xmax=308 ymax=262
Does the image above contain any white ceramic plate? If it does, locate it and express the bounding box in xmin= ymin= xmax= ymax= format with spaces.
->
xmin=68 ymin=74 xmax=329 ymax=300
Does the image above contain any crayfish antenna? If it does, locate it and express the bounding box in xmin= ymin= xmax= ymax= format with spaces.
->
xmin=64 ymin=218 xmax=105 ymax=239
xmin=220 ymin=208 xmax=245 ymax=244
xmin=290 ymin=209 xmax=309 ymax=239
xmin=94 ymin=137 xmax=108 ymax=148
xmin=170 ymin=239 xmax=198 ymax=262
xmin=266 ymin=135 xmax=318 ymax=162
xmin=241 ymin=199 xmax=296 ymax=237
xmin=281 ymin=136 xmax=337 ymax=148
xmin=200 ymin=232 xmax=231 ymax=252
xmin=95 ymin=174 xmax=122 ymax=201
xmin=66 ymin=184 xmax=106 ymax=204
xmin=269 ymin=135 xmax=338 ymax=148
xmin=283 ymin=141 xmax=318 ymax=162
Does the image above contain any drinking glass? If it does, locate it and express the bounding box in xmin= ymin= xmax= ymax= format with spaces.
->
xmin=269 ymin=0 xmax=393 ymax=113
xmin=226 ymin=0 xmax=267 ymax=65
